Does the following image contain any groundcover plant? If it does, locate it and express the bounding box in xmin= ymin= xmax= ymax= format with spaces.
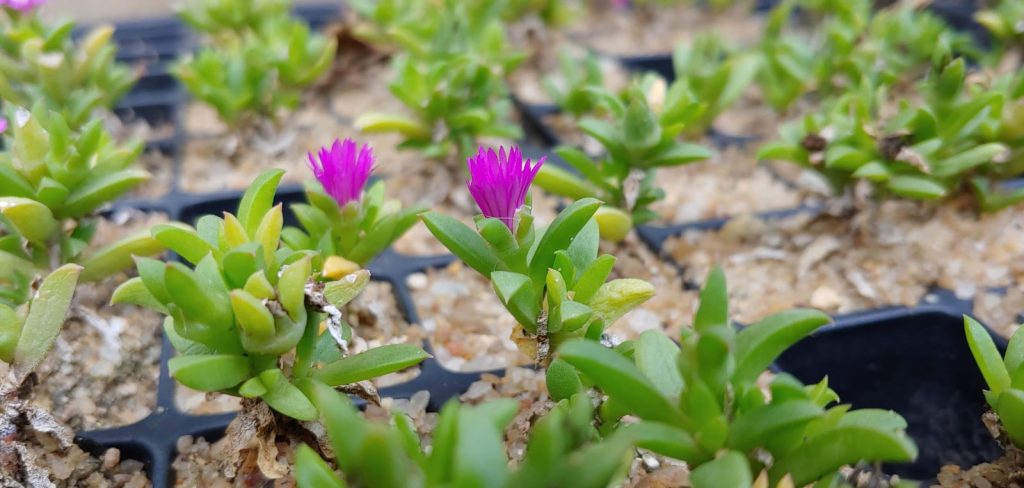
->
xmin=8 ymin=0 xmax=1024 ymax=485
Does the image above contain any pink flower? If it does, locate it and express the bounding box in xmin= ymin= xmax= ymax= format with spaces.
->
xmin=0 ymin=118 xmax=6 ymax=134
xmin=308 ymin=138 xmax=374 ymax=207
xmin=467 ymin=146 xmax=545 ymax=230
xmin=1 ymin=0 xmax=45 ymax=12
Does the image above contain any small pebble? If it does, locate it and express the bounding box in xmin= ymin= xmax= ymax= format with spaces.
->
xmin=407 ymin=273 xmax=427 ymax=290
xmin=102 ymin=447 xmax=121 ymax=470
xmin=460 ymin=381 xmax=494 ymax=401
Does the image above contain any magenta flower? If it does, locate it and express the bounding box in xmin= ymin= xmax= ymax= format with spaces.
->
xmin=0 ymin=118 xmax=6 ymax=134
xmin=467 ymin=146 xmax=545 ymax=230
xmin=308 ymin=138 xmax=374 ymax=207
xmin=0 ymin=0 xmax=45 ymax=12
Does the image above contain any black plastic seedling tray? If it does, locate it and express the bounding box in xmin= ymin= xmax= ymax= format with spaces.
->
xmin=63 ymin=3 xmax=1017 ymax=486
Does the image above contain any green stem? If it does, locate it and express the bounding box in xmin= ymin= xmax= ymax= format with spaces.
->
xmin=292 ymin=306 xmax=322 ymax=378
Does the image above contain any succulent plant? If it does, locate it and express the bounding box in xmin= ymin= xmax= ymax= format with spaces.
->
xmin=975 ymin=0 xmax=1024 ymax=58
xmin=533 ymin=74 xmax=713 ymax=239
xmin=965 ymin=315 xmax=1024 ymax=449
xmin=423 ymin=146 xmax=655 ymax=364
xmin=174 ymin=0 xmax=336 ymax=128
xmin=755 ymin=0 xmax=972 ymax=113
xmin=295 ymin=386 xmax=634 ymax=488
xmin=112 ymin=170 xmax=428 ymax=421
xmin=178 ymin=0 xmax=290 ymax=37
xmin=0 ymin=263 xmax=80 ymax=384
xmin=759 ymin=59 xmax=1024 ymax=211
xmin=354 ymin=0 xmax=524 ymax=160
xmin=543 ymin=50 xmax=606 ymax=119
xmin=283 ymin=138 xmax=424 ymax=267
xmin=0 ymin=7 xmax=137 ymax=128
xmin=0 ymin=104 xmax=159 ymax=307
xmin=673 ymin=32 xmax=760 ymax=133
xmin=554 ymin=267 xmax=918 ymax=488
xmin=0 ymin=264 xmax=83 ymax=483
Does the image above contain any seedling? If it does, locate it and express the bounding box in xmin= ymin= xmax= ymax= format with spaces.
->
xmin=554 ymin=267 xmax=918 ymax=487
xmin=0 ymin=264 xmax=83 ymax=484
xmin=543 ymin=50 xmax=606 ymax=119
xmin=355 ymin=0 xmax=524 ymax=161
xmin=0 ymin=5 xmax=136 ymax=128
xmin=294 ymin=385 xmax=634 ymax=488
xmin=976 ymin=0 xmax=1024 ymax=59
xmin=174 ymin=0 xmax=336 ymax=128
xmin=422 ymin=146 xmax=655 ymax=363
xmin=0 ymin=104 xmax=160 ymax=307
xmin=758 ymin=59 xmax=1024 ymax=211
xmin=112 ymin=169 xmax=429 ymax=423
xmin=533 ymin=74 xmax=713 ymax=240
xmin=283 ymin=138 xmax=424 ymax=267
xmin=965 ymin=315 xmax=1024 ymax=450
xmin=673 ymin=32 xmax=760 ymax=133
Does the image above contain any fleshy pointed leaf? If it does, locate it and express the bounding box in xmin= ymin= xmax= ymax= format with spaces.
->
xmin=237 ymin=169 xmax=285 ymax=238
xmin=313 ymin=344 xmax=429 ymax=386
xmin=0 ymin=197 xmax=56 ymax=245
xmin=734 ymin=309 xmax=831 ymax=383
xmin=690 ymin=451 xmax=751 ymax=488
xmin=168 ymin=354 xmax=251 ymax=391
xmin=422 ymin=212 xmax=503 ymax=277
xmin=771 ymin=425 xmax=917 ymax=486
xmin=111 ymin=277 xmax=168 ymax=314
xmin=295 ymin=444 xmax=346 ymax=488
xmin=79 ymin=231 xmax=165 ymax=282
xmin=558 ymin=339 xmax=686 ymax=425
xmin=13 ymin=264 xmax=81 ymax=377
xmin=636 ymin=330 xmax=684 ymax=398
xmin=965 ymin=315 xmax=1010 ymax=394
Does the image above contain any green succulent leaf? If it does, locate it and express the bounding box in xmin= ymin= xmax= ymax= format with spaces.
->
xmin=259 ymin=369 xmax=318 ymax=421
xmin=636 ymin=330 xmax=684 ymax=398
xmin=771 ymin=425 xmax=918 ymax=486
xmin=693 ymin=266 xmax=728 ymax=332
xmin=533 ymin=164 xmax=598 ymax=201
xmin=546 ymin=357 xmax=583 ymax=401
xmin=690 ymin=451 xmax=752 ymax=488
xmin=152 ymin=223 xmax=217 ymax=265
xmin=58 ymin=169 xmax=149 ymax=218
xmin=78 ymin=231 xmax=165 ymax=282
xmin=12 ymin=264 xmax=81 ymax=377
xmin=997 ymin=390 xmax=1024 ymax=447
xmin=623 ymin=421 xmax=702 ymax=462
xmin=110 ymin=277 xmax=167 ymax=314
xmin=322 ymin=270 xmax=371 ymax=309
xmin=965 ymin=315 xmax=1010 ymax=395
xmin=727 ymin=400 xmax=822 ymax=452
xmin=571 ymin=255 xmax=616 ymax=304
xmin=734 ymin=309 xmax=832 ymax=383
xmin=491 ymin=271 xmax=540 ymax=330
xmin=294 ymin=444 xmax=346 ymax=488
xmin=313 ymin=343 xmax=429 ymax=386
xmin=0 ymin=197 xmax=57 ymax=245
xmin=886 ymin=175 xmax=947 ymax=200
xmin=589 ymin=279 xmax=656 ymax=327
xmin=528 ymin=198 xmax=602 ymax=287
xmin=168 ymin=354 xmax=251 ymax=391
xmin=558 ymin=339 xmax=686 ymax=425
xmin=237 ymin=169 xmax=285 ymax=238
xmin=422 ymin=212 xmax=503 ymax=277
